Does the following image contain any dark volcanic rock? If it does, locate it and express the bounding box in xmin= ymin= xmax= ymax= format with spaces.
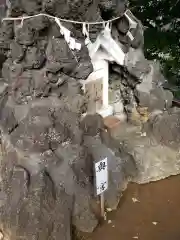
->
xmin=47 ymin=143 xmax=98 ymax=233
xmin=80 ymin=114 xmax=105 ymax=136
xmin=125 ymin=48 xmax=151 ymax=80
xmin=10 ymin=41 xmax=25 ymax=62
xmin=6 ymin=166 xmax=29 ymax=208
xmin=66 ymin=60 xmax=93 ymax=79
xmin=46 ymin=38 xmax=73 ymax=63
xmin=145 ymin=111 xmax=180 ymax=149
xmin=32 ymin=68 xmax=49 ymax=97
xmin=46 ymin=38 xmax=76 ymax=73
xmin=134 ymin=60 xmax=173 ymax=112
xmin=0 ymin=84 xmax=9 ymax=121
xmin=72 ymin=183 xmax=98 ymax=233
xmin=84 ymin=136 xmax=129 ymax=209
xmin=135 ymin=87 xmax=173 ymax=112
xmin=0 ymin=0 xmax=176 ymax=239
xmin=0 ymin=1 xmax=7 ymax=21
xmin=46 ymin=61 xmax=62 ymax=73
xmin=42 ymin=0 xmax=70 ymax=18
xmin=54 ymin=109 xmax=83 ymax=145
xmin=0 ymin=52 xmax=6 ymax=76
xmin=99 ymin=0 xmax=127 ymax=19
xmin=0 ymin=81 xmax=8 ymax=100
xmin=50 ymin=188 xmax=73 ymax=240
xmin=66 ymin=43 xmax=93 ymax=79
xmin=0 ymin=104 xmax=17 ymax=134
xmin=28 ymin=15 xmax=50 ymax=31
xmin=21 ymin=0 xmax=42 ymax=14
xmin=0 ymin=22 xmax=14 ymax=50
xmin=2 ymin=58 xmax=13 ymax=82
xmin=1 ymin=166 xmax=73 ymax=240
xmin=24 ymin=46 xmax=46 ymax=69
xmin=15 ymin=22 xmax=36 ymax=46
xmin=11 ymin=70 xmax=33 ymax=104
xmin=2 ymin=60 xmax=23 ymax=84
xmin=116 ymin=16 xmax=129 ymax=34
xmin=10 ymin=106 xmax=52 ymax=153
xmin=130 ymin=25 xmax=144 ymax=49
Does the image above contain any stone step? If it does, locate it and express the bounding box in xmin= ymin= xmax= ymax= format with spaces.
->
xmin=103 ymin=116 xmax=121 ymax=135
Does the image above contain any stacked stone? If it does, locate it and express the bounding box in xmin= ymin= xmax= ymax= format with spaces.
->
xmin=111 ymin=11 xmax=173 ymax=120
xmin=0 ymin=1 xmax=137 ymax=239
xmin=0 ymin=0 xmax=176 ymax=238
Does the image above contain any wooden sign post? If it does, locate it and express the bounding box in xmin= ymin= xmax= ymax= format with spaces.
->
xmin=94 ymin=157 xmax=108 ymax=219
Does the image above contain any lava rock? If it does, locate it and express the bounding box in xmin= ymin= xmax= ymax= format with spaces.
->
xmin=150 ymin=61 xmax=167 ymax=85
xmin=65 ymin=78 xmax=83 ymax=97
xmin=48 ymin=144 xmax=79 ymax=195
xmin=111 ymin=25 xmax=129 ymax=52
xmin=0 ymin=191 xmax=7 ymax=208
xmin=46 ymin=38 xmax=76 ymax=72
xmin=0 ymin=171 xmax=72 ymax=240
xmin=8 ymin=0 xmax=23 ymax=17
xmin=80 ymin=114 xmax=105 ymax=136
xmin=99 ymin=0 xmax=127 ymax=19
xmin=0 ymin=104 xmax=18 ymax=134
xmin=0 ymin=1 xmax=7 ymax=20
xmin=47 ymin=143 xmax=98 ymax=233
xmin=0 ymin=21 xmax=14 ymax=49
xmin=135 ymin=61 xmax=173 ymax=112
xmin=6 ymin=166 xmax=29 ymax=208
xmin=0 ymin=82 xmax=8 ymax=98
xmin=125 ymin=47 xmax=151 ymax=80
xmin=48 ymin=127 xmax=66 ymax=150
xmin=116 ymin=16 xmax=129 ymax=34
xmin=117 ymin=31 xmax=130 ymax=48
xmin=64 ymin=94 xmax=87 ymax=114
xmin=0 ymin=52 xmax=6 ymax=76
xmin=42 ymin=0 xmax=70 ymax=18
xmin=143 ymin=110 xmax=180 ymax=149
xmin=67 ymin=60 xmax=93 ymax=80
xmin=28 ymin=15 xmax=50 ymax=31
xmin=46 ymin=38 xmax=74 ymax=63
xmin=14 ymin=104 xmax=30 ymax=122
xmin=135 ymin=87 xmax=173 ymax=113
xmin=10 ymin=41 xmax=25 ymax=62
xmin=32 ymin=68 xmax=49 ymax=97
xmin=0 ymin=83 xmax=8 ymax=118
xmin=84 ymin=136 xmax=129 ymax=209
xmin=67 ymin=42 xmax=93 ymax=79
xmin=15 ymin=22 xmax=36 ymax=46
xmin=48 ymin=22 xmax=63 ymax=38
xmin=50 ymin=188 xmax=73 ymax=240
xmin=21 ymin=0 xmax=42 ymax=14
xmin=2 ymin=58 xmax=13 ymax=82
xmin=130 ymin=25 xmax=144 ymax=49
xmin=9 ymin=63 xmax=24 ymax=84
xmin=10 ymin=106 xmax=52 ymax=153
xmin=45 ymin=60 xmax=62 ymax=73
xmin=0 ymin=164 xmax=29 ymax=238
xmin=11 ymin=70 xmax=33 ymax=104
xmin=54 ymin=109 xmax=83 ymax=145
xmin=72 ymin=183 xmax=98 ymax=233
xmin=24 ymin=46 xmax=46 ymax=69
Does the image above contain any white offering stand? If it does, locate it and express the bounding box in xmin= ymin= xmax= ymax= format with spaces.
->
xmin=82 ymin=25 xmax=126 ymax=118
xmin=81 ymin=52 xmax=113 ymax=118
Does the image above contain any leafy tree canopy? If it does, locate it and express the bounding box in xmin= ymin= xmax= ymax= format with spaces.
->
xmin=129 ymin=0 xmax=180 ymax=86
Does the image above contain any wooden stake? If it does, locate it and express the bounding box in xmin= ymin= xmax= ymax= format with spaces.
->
xmin=100 ymin=193 xmax=105 ymax=219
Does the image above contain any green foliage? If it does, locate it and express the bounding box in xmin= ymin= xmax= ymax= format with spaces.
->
xmin=129 ymin=0 xmax=180 ymax=85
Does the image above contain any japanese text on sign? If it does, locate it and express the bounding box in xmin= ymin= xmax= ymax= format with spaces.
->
xmin=94 ymin=158 xmax=108 ymax=195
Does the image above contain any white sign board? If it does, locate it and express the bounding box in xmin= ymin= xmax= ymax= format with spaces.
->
xmin=94 ymin=158 xmax=108 ymax=195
